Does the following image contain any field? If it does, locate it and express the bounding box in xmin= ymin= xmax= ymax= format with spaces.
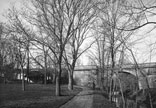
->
xmin=0 ymin=84 xmax=82 ymax=108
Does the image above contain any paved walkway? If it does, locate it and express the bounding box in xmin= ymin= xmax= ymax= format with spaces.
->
xmin=60 ymin=88 xmax=117 ymax=108
xmin=60 ymin=88 xmax=93 ymax=108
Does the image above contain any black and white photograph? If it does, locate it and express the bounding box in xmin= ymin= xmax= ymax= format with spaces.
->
xmin=0 ymin=0 xmax=156 ymax=108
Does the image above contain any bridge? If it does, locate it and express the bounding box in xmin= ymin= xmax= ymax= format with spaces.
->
xmin=74 ymin=62 xmax=156 ymax=72
xmin=74 ymin=62 xmax=156 ymax=89
xmin=74 ymin=62 xmax=156 ymax=77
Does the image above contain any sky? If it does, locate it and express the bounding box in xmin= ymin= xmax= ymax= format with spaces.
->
xmin=130 ymin=24 xmax=156 ymax=63
xmin=0 ymin=0 xmax=156 ymax=65
xmin=0 ymin=0 xmax=21 ymax=21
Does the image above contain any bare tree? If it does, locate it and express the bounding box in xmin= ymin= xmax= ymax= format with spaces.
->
xmin=91 ymin=0 xmax=142 ymax=105
xmin=63 ymin=0 xmax=97 ymax=90
xmin=4 ymin=6 xmax=36 ymax=90
xmin=30 ymin=41 xmax=54 ymax=84
xmin=13 ymin=36 xmax=27 ymax=91
xmin=117 ymin=0 xmax=156 ymax=31
xmin=0 ymin=23 xmax=17 ymax=84
xmin=14 ymin=0 xmax=98 ymax=96
xmin=64 ymin=25 xmax=96 ymax=90
xmin=89 ymin=1 xmax=156 ymax=108
xmin=21 ymin=0 xmax=100 ymax=95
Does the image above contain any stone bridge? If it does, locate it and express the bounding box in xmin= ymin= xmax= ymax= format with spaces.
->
xmin=74 ymin=62 xmax=156 ymax=89
xmin=74 ymin=62 xmax=156 ymax=72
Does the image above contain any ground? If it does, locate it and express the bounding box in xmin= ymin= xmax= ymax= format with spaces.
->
xmin=0 ymin=84 xmax=118 ymax=108
xmin=0 ymin=84 xmax=82 ymax=108
xmin=60 ymin=88 xmax=117 ymax=108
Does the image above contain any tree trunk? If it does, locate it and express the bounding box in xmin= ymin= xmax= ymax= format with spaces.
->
xmin=4 ymin=74 xmax=6 ymax=84
xmin=52 ymin=73 xmax=56 ymax=84
xmin=55 ymin=71 xmax=61 ymax=96
xmin=101 ymin=35 xmax=105 ymax=91
xmin=68 ymin=71 xmax=73 ymax=90
xmin=26 ymin=52 xmax=29 ymax=83
xmin=44 ymin=59 xmax=47 ymax=85
xmin=44 ymin=49 xmax=48 ymax=85
xmin=55 ymin=58 xmax=62 ymax=96
xmin=21 ymin=67 xmax=25 ymax=91
xmin=109 ymin=78 xmax=114 ymax=102
xmin=68 ymin=60 xmax=76 ymax=91
xmin=44 ymin=70 xmax=47 ymax=84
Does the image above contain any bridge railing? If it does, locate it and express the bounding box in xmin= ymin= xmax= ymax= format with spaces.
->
xmin=74 ymin=65 xmax=98 ymax=71
xmin=74 ymin=62 xmax=156 ymax=71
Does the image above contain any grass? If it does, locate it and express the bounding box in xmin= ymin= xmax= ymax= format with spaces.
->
xmin=0 ymin=84 xmax=82 ymax=108
xmin=92 ymin=90 xmax=117 ymax=108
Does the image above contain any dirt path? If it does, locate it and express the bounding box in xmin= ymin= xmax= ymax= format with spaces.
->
xmin=60 ymin=88 xmax=93 ymax=108
xmin=59 ymin=88 xmax=117 ymax=108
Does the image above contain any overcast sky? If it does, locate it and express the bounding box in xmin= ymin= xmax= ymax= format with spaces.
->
xmin=0 ymin=0 xmax=22 ymax=21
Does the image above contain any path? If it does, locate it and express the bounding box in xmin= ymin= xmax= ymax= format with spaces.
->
xmin=60 ymin=88 xmax=93 ymax=108
xmin=60 ymin=88 xmax=117 ymax=108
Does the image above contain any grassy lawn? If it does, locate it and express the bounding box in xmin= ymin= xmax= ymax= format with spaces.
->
xmin=92 ymin=90 xmax=117 ymax=108
xmin=0 ymin=84 xmax=82 ymax=108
